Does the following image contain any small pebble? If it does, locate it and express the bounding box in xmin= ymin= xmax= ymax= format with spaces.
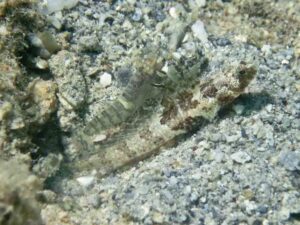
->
xmin=233 ymin=104 xmax=245 ymax=115
xmin=191 ymin=20 xmax=208 ymax=43
xmin=36 ymin=58 xmax=49 ymax=70
xmin=100 ymin=72 xmax=112 ymax=88
xmin=28 ymin=34 xmax=44 ymax=48
xmin=93 ymin=134 xmax=107 ymax=143
xmin=76 ymin=176 xmax=95 ymax=187
xmin=231 ymin=151 xmax=251 ymax=164
xmin=169 ymin=7 xmax=179 ymax=19
xmin=279 ymin=151 xmax=300 ymax=171
xmin=281 ymin=59 xmax=289 ymax=65
xmin=152 ymin=211 xmax=164 ymax=224
xmin=86 ymin=194 xmax=101 ymax=208
xmin=132 ymin=8 xmax=142 ymax=22
xmin=261 ymin=44 xmax=272 ymax=56
xmin=169 ymin=176 xmax=178 ymax=186
xmin=215 ymin=38 xmax=232 ymax=46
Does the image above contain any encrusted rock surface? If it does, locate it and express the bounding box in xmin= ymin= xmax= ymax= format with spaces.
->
xmin=0 ymin=159 xmax=42 ymax=225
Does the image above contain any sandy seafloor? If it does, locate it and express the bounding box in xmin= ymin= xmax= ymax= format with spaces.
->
xmin=0 ymin=0 xmax=300 ymax=225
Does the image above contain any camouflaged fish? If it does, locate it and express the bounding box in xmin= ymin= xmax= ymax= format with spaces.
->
xmin=69 ymin=43 xmax=257 ymax=178
xmin=68 ymin=5 xmax=258 ymax=177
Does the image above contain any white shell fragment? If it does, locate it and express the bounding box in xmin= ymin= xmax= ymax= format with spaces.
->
xmin=100 ymin=72 xmax=112 ymax=88
xmin=76 ymin=176 xmax=95 ymax=187
xmin=191 ymin=20 xmax=208 ymax=43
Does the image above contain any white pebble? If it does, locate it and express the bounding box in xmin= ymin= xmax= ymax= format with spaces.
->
xmin=161 ymin=63 xmax=169 ymax=74
xmin=100 ymin=72 xmax=112 ymax=88
xmin=191 ymin=20 xmax=208 ymax=43
xmin=266 ymin=104 xmax=273 ymax=112
xmin=169 ymin=7 xmax=178 ymax=19
xmin=93 ymin=134 xmax=107 ymax=143
xmin=76 ymin=176 xmax=95 ymax=187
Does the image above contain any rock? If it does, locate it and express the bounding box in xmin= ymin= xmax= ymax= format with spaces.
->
xmin=132 ymin=204 xmax=150 ymax=220
xmin=37 ymin=190 xmax=57 ymax=203
xmin=48 ymin=15 xmax=62 ymax=30
xmin=0 ymin=102 xmax=12 ymax=121
xmin=226 ymin=134 xmax=240 ymax=143
xmin=132 ymin=8 xmax=143 ymax=22
xmin=93 ymin=134 xmax=107 ymax=143
xmin=32 ymin=154 xmax=63 ymax=179
xmin=257 ymin=205 xmax=269 ymax=215
xmin=100 ymin=72 xmax=112 ymax=88
xmin=211 ymin=149 xmax=224 ymax=162
xmin=10 ymin=117 xmax=25 ymax=130
xmin=169 ymin=176 xmax=178 ymax=186
xmin=76 ymin=176 xmax=95 ymax=188
xmin=169 ymin=7 xmax=179 ymax=19
xmin=45 ymin=0 xmax=79 ymax=14
xmin=231 ymin=151 xmax=251 ymax=164
xmin=35 ymin=58 xmax=49 ymax=70
xmin=78 ymin=35 xmax=101 ymax=52
xmin=41 ymin=205 xmax=71 ymax=225
xmin=282 ymin=191 xmax=300 ymax=217
xmin=0 ymin=159 xmax=42 ymax=225
xmin=86 ymin=194 xmax=101 ymax=208
xmin=191 ymin=20 xmax=208 ymax=43
xmin=279 ymin=151 xmax=300 ymax=171
xmin=38 ymin=31 xmax=61 ymax=54
xmin=152 ymin=211 xmax=164 ymax=224
xmin=261 ymin=45 xmax=272 ymax=56
xmin=265 ymin=104 xmax=273 ymax=112
xmin=28 ymin=33 xmax=44 ymax=48
xmin=215 ymin=37 xmax=232 ymax=46
xmin=243 ymin=200 xmax=257 ymax=215
xmin=190 ymin=192 xmax=199 ymax=203
xmin=233 ymin=104 xmax=245 ymax=115
xmin=195 ymin=0 xmax=206 ymax=8
xmin=29 ymin=79 xmax=57 ymax=123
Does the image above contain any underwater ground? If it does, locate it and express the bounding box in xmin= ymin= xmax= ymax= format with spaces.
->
xmin=0 ymin=0 xmax=299 ymax=224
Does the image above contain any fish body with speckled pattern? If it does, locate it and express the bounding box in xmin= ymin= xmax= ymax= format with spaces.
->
xmin=68 ymin=5 xmax=259 ymax=177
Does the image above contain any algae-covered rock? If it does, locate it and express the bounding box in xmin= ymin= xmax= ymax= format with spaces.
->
xmin=28 ymin=78 xmax=58 ymax=124
xmin=0 ymin=0 xmax=35 ymax=17
xmin=0 ymin=0 xmax=60 ymax=180
xmin=0 ymin=159 xmax=42 ymax=225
